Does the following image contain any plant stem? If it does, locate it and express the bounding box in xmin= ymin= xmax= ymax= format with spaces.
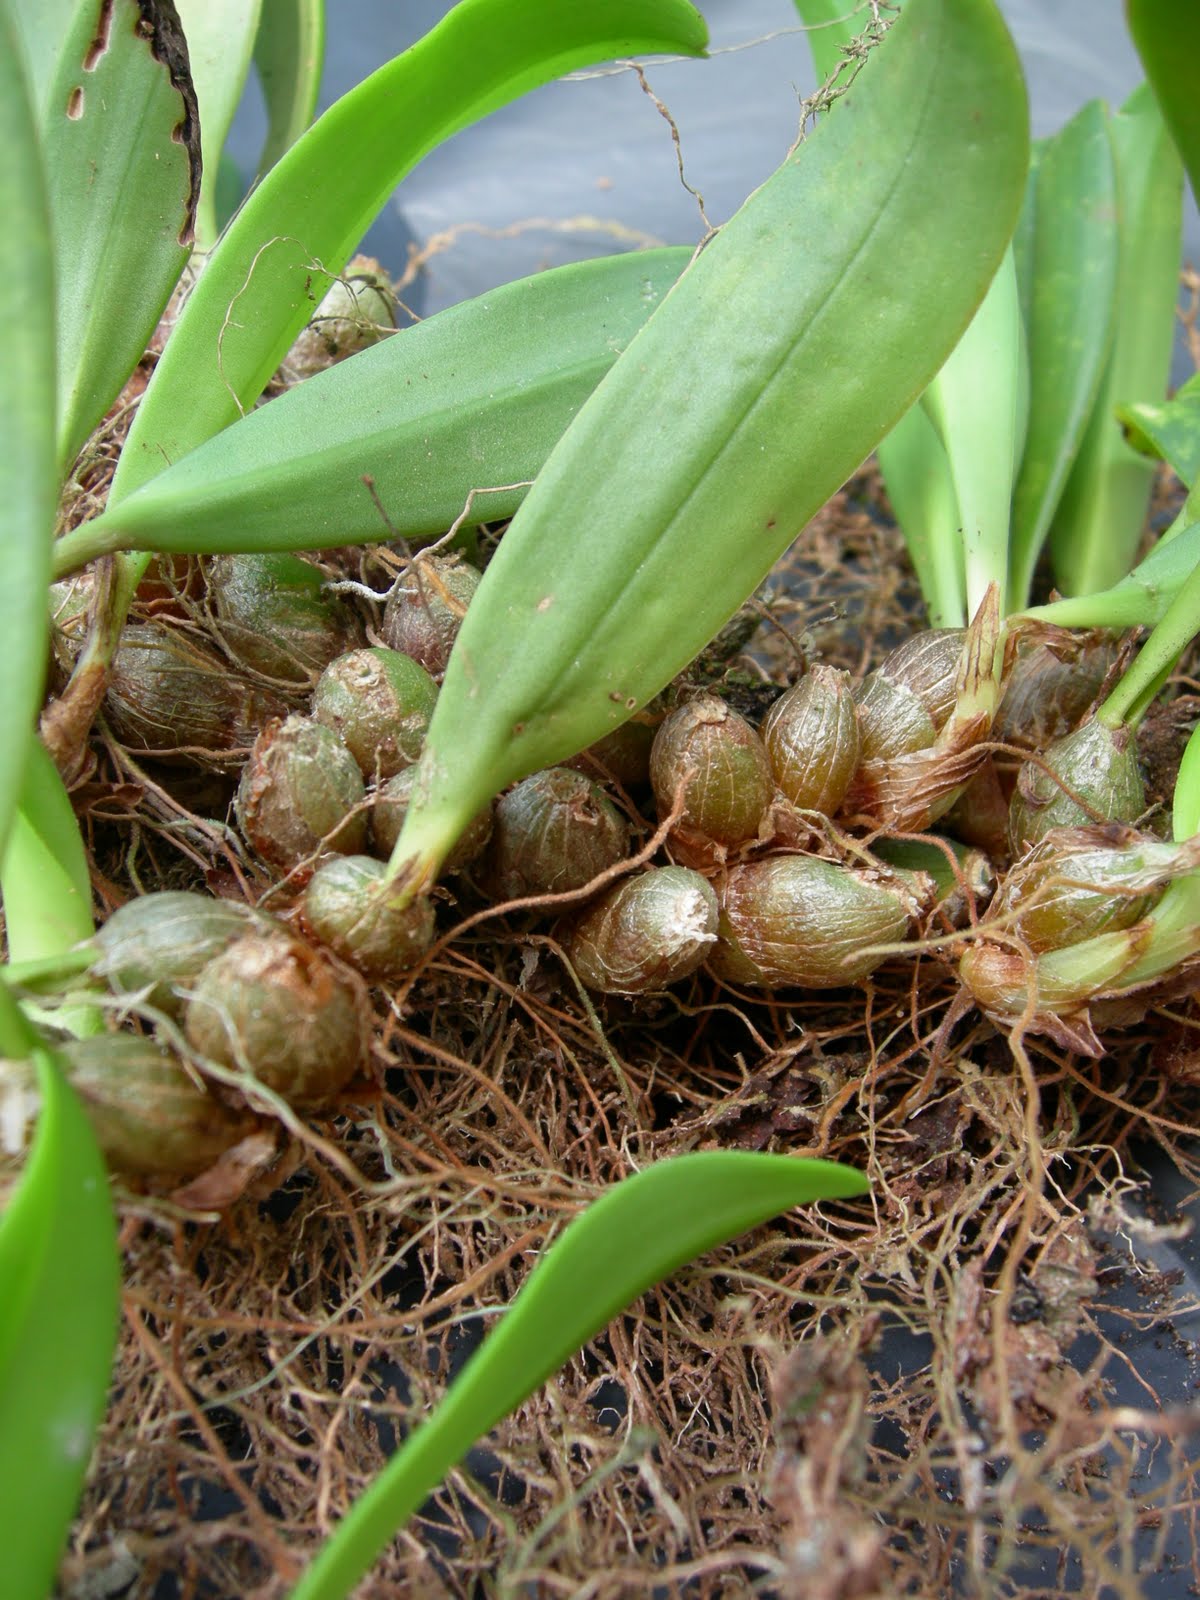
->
xmin=1097 ymin=553 xmax=1200 ymax=729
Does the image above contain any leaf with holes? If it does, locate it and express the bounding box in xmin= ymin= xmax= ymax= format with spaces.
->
xmin=41 ymin=0 xmax=200 ymax=472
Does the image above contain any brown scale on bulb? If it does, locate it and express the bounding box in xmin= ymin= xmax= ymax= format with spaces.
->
xmin=487 ymin=767 xmax=632 ymax=903
xmin=236 ymin=714 xmax=367 ymax=877
xmin=381 ymin=555 xmax=482 ymax=678
xmin=105 ymin=620 xmax=288 ymax=767
xmin=649 ymin=694 xmax=775 ymax=868
xmin=563 ymin=866 xmax=719 ymax=995
xmin=184 ymin=929 xmax=368 ymax=1108
xmin=707 ymin=853 xmax=933 ymax=991
xmin=761 ymin=664 xmax=860 ymax=821
xmin=993 ymin=624 xmax=1120 ymax=755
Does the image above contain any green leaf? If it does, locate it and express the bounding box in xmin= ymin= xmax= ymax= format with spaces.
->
xmin=1008 ymin=100 xmax=1119 ymax=610
xmin=1117 ymin=372 xmax=1200 ymax=488
xmin=1126 ymin=0 xmax=1200 ymax=211
xmin=253 ymin=0 xmax=325 ymax=178
xmin=876 ymin=404 xmax=965 ymax=628
xmin=176 ymin=0 xmax=264 ymax=249
xmin=111 ymin=0 xmax=708 ymax=505
xmin=1 ymin=735 xmax=94 ymax=961
xmin=1019 ymin=518 xmax=1200 ymax=631
xmin=53 ymin=249 xmax=690 ymax=571
xmin=1 ymin=734 xmax=99 ymax=1038
xmin=0 ymin=1011 xmax=120 ymax=1600
xmin=1048 ymin=85 xmax=1183 ymax=597
xmin=41 ymin=0 xmax=199 ymax=471
xmin=921 ymin=244 xmax=1026 ymax=618
xmin=1172 ymin=718 xmax=1200 ymax=841
xmin=388 ymin=0 xmax=1029 ymax=888
xmin=290 ymin=1152 xmax=867 ymax=1600
xmin=0 ymin=3 xmax=56 ymax=866
xmin=8 ymin=0 xmax=82 ymax=117
xmin=1099 ymin=551 xmax=1200 ymax=730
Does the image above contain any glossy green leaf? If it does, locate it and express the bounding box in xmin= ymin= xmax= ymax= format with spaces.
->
xmin=1099 ymin=552 xmax=1200 ymax=729
xmin=1019 ymin=518 xmax=1200 ymax=631
xmin=42 ymin=0 xmax=198 ymax=471
xmin=1008 ymin=100 xmax=1119 ymax=610
xmin=921 ymin=245 xmax=1026 ymax=618
xmin=803 ymin=1 xmax=1028 ymax=624
xmin=1048 ymin=85 xmax=1183 ymax=597
xmin=0 ymin=1004 xmax=120 ymax=1600
xmin=1117 ymin=372 xmax=1200 ymax=488
xmin=176 ymin=0 xmax=264 ymax=248
xmin=1 ymin=735 xmax=94 ymax=961
xmin=876 ymin=404 xmax=965 ymax=628
xmin=1010 ymin=138 xmax=1039 ymax=334
xmin=388 ymin=0 xmax=1029 ymax=888
xmin=8 ymin=0 xmax=81 ymax=116
xmin=253 ymin=0 xmax=325 ymax=178
xmin=52 ymin=249 xmax=691 ymax=573
xmin=1 ymin=735 xmax=98 ymax=1038
xmin=1173 ymin=717 xmax=1200 ymax=841
xmin=0 ymin=3 xmax=56 ymax=866
xmin=291 ymin=1152 xmax=867 ymax=1600
xmin=111 ymin=0 xmax=708 ymax=504
xmin=1126 ymin=0 xmax=1200 ymax=211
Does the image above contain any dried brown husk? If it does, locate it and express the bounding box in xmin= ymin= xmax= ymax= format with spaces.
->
xmin=235 ymin=714 xmax=367 ymax=875
xmin=301 ymin=855 xmax=436 ymax=980
xmin=91 ymin=890 xmax=281 ymax=1019
xmin=381 ymin=556 xmax=482 ymax=677
xmin=842 ymin=589 xmax=1001 ymax=831
xmin=993 ymin=624 xmax=1119 ymax=750
xmin=708 ymin=852 xmax=929 ymax=989
xmin=311 ymin=646 xmax=438 ymax=781
xmin=564 ymin=867 xmax=719 ymax=994
xmin=105 ymin=621 xmax=287 ymax=767
xmin=762 ymin=664 xmax=860 ymax=815
xmin=370 ymin=765 xmax=493 ymax=869
xmin=649 ymin=694 xmax=774 ymax=865
xmin=205 ymin=552 xmax=360 ymax=690
xmin=488 ymin=767 xmax=632 ymax=902
xmin=1007 ymin=715 xmax=1146 ymax=854
xmin=941 ymin=754 xmax=1012 ymax=859
xmin=184 ymin=930 xmax=368 ymax=1107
